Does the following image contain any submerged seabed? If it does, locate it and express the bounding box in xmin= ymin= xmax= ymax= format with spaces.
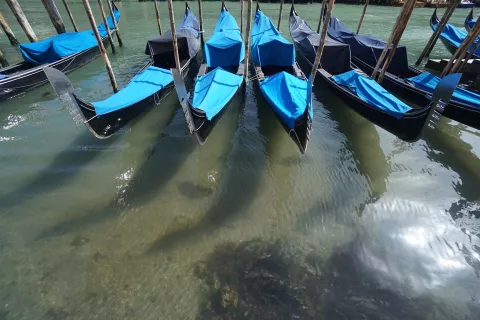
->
xmin=0 ymin=2 xmax=479 ymax=319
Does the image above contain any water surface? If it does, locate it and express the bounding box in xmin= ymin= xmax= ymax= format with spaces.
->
xmin=0 ymin=2 xmax=479 ymax=319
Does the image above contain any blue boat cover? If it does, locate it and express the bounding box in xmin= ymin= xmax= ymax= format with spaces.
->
xmin=433 ymin=22 xmax=480 ymax=56
xmin=192 ymin=67 xmax=243 ymax=119
xmin=466 ymin=18 xmax=476 ymax=30
xmin=408 ymin=72 xmax=480 ymax=109
xmin=204 ymin=10 xmax=245 ymax=68
xmin=19 ymin=9 xmax=120 ymax=66
xmin=260 ymin=71 xmax=309 ymax=129
xmin=328 ymin=16 xmax=409 ymax=76
xmin=251 ymin=10 xmax=295 ymax=67
xmin=332 ymin=70 xmax=412 ymax=118
xmin=92 ymin=66 xmax=173 ymax=115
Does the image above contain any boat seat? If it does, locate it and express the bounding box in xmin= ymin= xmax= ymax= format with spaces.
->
xmin=293 ymin=64 xmax=306 ymax=80
xmin=198 ymin=64 xmax=208 ymax=77
xmin=236 ymin=63 xmax=245 ymax=76
xmin=255 ymin=66 xmax=265 ymax=81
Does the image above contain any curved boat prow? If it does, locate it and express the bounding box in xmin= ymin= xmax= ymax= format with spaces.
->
xmin=465 ymin=8 xmax=475 ymax=32
xmin=43 ymin=66 xmax=75 ymax=98
xmin=171 ymin=68 xmax=196 ymax=135
xmin=430 ymin=8 xmax=439 ymax=29
xmin=422 ymin=73 xmax=462 ymax=137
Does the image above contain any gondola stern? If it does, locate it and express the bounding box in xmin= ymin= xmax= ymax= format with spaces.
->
xmin=465 ymin=8 xmax=474 ymax=31
xmin=431 ymin=8 xmax=439 ymax=29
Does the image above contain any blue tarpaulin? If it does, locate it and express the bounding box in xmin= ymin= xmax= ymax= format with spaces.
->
xmin=409 ymin=72 xmax=480 ymax=109
xmin=192 ymin=67 xmax=243 ymax=119
xmin=260 ymin=71 xmax=309 ymax=129
xmin=92 ymin=66 xmax=172 ymax=115
xmin=251 ymin=10 xmax=295 ymax=67
xmin=19 ymin=9 xmax=120 ymax=66
xmin=332 ymin=70 xmax=412 ymax=118
xmin=432 ymin=22 xmax=480 ymax=56
xmin=328 ymin=16 xmax=409 ymax=76
xmin=204 ymin=9 xmax=245 ymax=68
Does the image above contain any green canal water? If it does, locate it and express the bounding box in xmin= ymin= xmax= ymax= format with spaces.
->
xmin=0 ymin=1 xmax=479 ymax=319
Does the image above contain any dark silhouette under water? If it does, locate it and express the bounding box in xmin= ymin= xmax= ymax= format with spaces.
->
xmin=194 ymin=238 xmax=478 ymax=320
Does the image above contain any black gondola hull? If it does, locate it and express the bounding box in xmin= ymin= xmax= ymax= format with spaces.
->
xmin=252 ymin=62 xmax=311 ymax=154
xmin=352 ymin=57 xmax=480 ymax=130
xmin=71 ymin=56 xmax=198 ymax=139
xmin=295 ymin=50 xmax=429 ymax=142
xmin=0 ymin=34 xmax=113 ymax=102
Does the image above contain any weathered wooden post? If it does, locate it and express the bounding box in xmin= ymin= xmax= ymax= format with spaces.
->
xmin=277 ymin=0 xmax=284 ymax=30
xmin=5 ymin=0 xmax=38 ymax=42
xmin=415 ymin=0 xmax=460 ymax=65
xmin=311 ymin=0 xmax=336 ymax=83
xmin=167 ymin=0 xmax=181 ymax=73
xmin=377 ymin=0 xmax=416 ymax=83
xmin=244 ymin=0 xmax=253 ymax=83
xmin=460 ymin=23 xmax=480 ymax=70
xmin=356 ymin=0 xmax=369 ymax=34
xmin=41 ymin=0 xmax=66 ymax=34
xmin=317 ymin=0 xmax=328 ymax=34
xmin=240 ymin=0 xmax=244 ymax=36
xmin=0 ymin=49 xmax=9 ymax=67
xmin=153 ymin=0 xmax=163 ymax=35
xmin=62 ymin=0 xmax=79 ymax=32
xmin=82 ymin=0 xmax=118 ymax=92
xmin=197 ymin=0 xmax=204 ymax=44
xmin=97 ymin=0 xmax=116 ymax=53
xmin=0 ymin=12 xmax=19 ymax=46
xmin=106 ymin=0 xmax=123 ymax=46
xmin=371 ymin=0 xmax=414 ymax=81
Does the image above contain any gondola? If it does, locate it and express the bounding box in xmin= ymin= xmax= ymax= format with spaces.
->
xmin=250 ymin=4 xmax=312 ymax=154
xmin=172 ymin=2 xmax=244 ymax=144
xmin=465 ymin=8 xmax=476 ymax=32
xmin=0 ymin=1 xmax=120 ymax=102
xmin=289 ymin=5 xmax=460 ymax=142
xmin=44 ymin=3 xmax=200 ymax=139
xmin=326 ymin=11 xmax=480 ymax=130
xmin=430 ymin=8 xmax=480 ymax=59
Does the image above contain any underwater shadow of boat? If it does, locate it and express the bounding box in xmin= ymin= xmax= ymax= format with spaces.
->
xmin=308 ymin=72 xmax=389 ymax=207
xmin=0 ymin=132 xmax=121 ymax=211
xmin=193 ymin=236 xmax=465 ymax=320
xmin=423 ymin=121 xmax=480 ymax=225
xmin=146 ymin=86 xmax=267 ymax=254
xmin=35 ymin=101 xmax=191 ymax=240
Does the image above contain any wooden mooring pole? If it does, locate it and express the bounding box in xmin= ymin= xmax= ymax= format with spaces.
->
xmin=62 ymin=0 xmax=79 ymax=32
xmin=356 ymin=0 xmax=369 ymax=34
xmin=167 ymin=0 xmax=182 ymax=72
xmin=197 ymin=0 xmax=204 ymax=44
xmin=240 ymin=0 xmax=244 ymax=36
xmin=97 ymin=0 xmax=116 ymax=53
xmin=82 ymin=0 xmax=118 ymax=93
xmin=5 ymin=0 xmax=38 ymax=42
xmin=277 ymin=0 xmax=284 ymax=30
xmin=377 ymin=0 xmax=416 ymax=83
xmin=153 ymin=0 xmax=163 ymax=35
xmin=311 ymin=0 xmax=336 ymax=84
xmin=415 ymin=0 xmax=460 ymax=65
xmin=0 ymin=12 xmax=19 ymax=46
xmin=371 ymin=0 xmax=415 ymax=81
xmin=441 ymin=18 xmax=480 ymax=77
xmin=244 ymin=0 xmax=253 ymax=83
xmin=41 ymin=0 xmax=66 ymax=34
xmin=107 ymin=0 xmax=123 ymax=46
xmin=316 ymin=0 xmax=327 ymax=34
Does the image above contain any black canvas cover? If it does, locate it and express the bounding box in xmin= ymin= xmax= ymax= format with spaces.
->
xmin=289 ymin=7 xmax=351 ymax=75
xmin=145 ymin=7 xmax=200 ymax=67
xmin=327 ymin=16 xmax=409 ymax=76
